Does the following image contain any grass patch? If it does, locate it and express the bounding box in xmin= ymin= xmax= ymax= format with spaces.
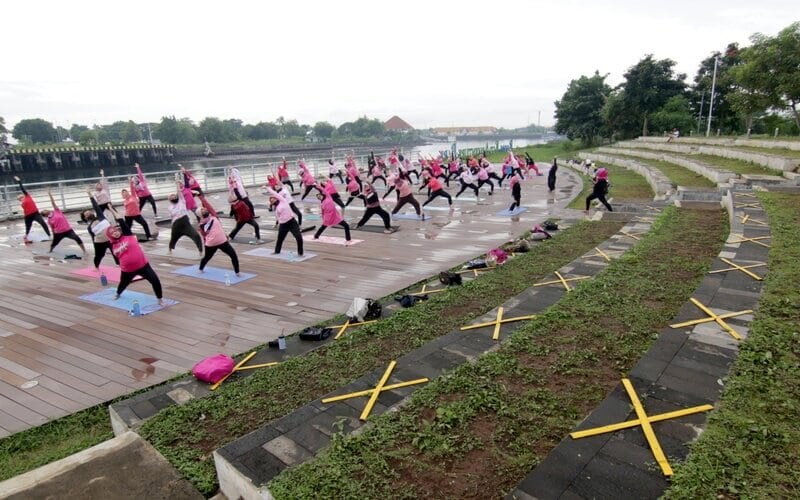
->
xmin=268 ymin=206 xmax=728 ymax=499
xmin=606 ymin=153 xmax=716 ymax=188
xmin=484 ymin=141 xmax=586 ymax=164
xmin=567 ymin=163 xmax=654 ymax=210
xmin=688 ymin=154 xmax=780 ymax=176
xmin=665 ymin=192 xmax=800 ymax=499
xmin=138 ymin=220 xmax=625 ymax=496
xmin=730 ymin=146 xmax=800 ymax=159
xmin=0 ymin=405 xmax=112 ymax=482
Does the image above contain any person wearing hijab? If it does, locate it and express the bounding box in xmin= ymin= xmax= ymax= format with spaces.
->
xmin=547 ymin=157 xmax=558 ymax=192
xmin=105 ymin=206 xmax=164 ymax=305
xmin=585 ymin=167 xmax=613 ymax=212
xmin=13 ymin=176 xmax=51 ymax=243
xmin=196 ymin=194 xmax=241 ymax=275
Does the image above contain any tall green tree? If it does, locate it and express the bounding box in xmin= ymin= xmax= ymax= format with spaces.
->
xmin=313 ymin=121 xmax=335 ymax=140
xmin=155 ymin=116 xmax=197 ymax=144
xmin=12 ymin=118 xmax=57 ymax=144
xmin=619 ymin=55 xmax=687 ymax=136
xmin=743 ymin=22 xmax=800 ymax=131
xmin=690 ymin=44 xmax=742 ymax=134
xmin=69 ymin=124 xmax=89 ymax=141
xmin=649 ymin=95 xmax=696 ymax=135
xmin=554 ymin=71 xmax=611 ymax=145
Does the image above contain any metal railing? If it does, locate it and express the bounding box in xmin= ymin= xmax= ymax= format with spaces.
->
xmin=0 ymin=149 xmax=411 ymax=219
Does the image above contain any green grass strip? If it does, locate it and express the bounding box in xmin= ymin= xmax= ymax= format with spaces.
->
xmin=606 ymin=153 xmax=717 ymax=188
xmin=688 ymin=154 xmax=779 ymax=176
xmin=731 ymin=145 xmax=800 ymax=159
xmin=0 ymin=405 xmax=112 ymax=482
xmin=268 ymin=206 xmax=727 ymax=499
xmin=138 ymin=220 xmax=624 ymax=496
xmin=665 ymin=192 xmax=800 ymax=499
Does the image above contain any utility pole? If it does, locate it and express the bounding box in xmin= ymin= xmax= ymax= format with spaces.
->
xmin=697 ymin=91 xmax=705 ymax=134
xmin=706 ymin=56 xmax=719 ymax=137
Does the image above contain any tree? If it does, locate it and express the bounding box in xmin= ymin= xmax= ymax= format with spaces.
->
xmin=742 ymin=22 xmax=800 ymax=131
xmin=602 ymin=90 xmax=639 ymax=140
xmin=649 ymin=96 xmax=696 ymax=135
xmin=554 ymin=71 xmax=611 ymax=145
xmin=690 ymin=44 xmax=742 ymax=134
xmin=198 ymin=117 xmax=242 ymax=143
xmin=69 ymin=124 xmax=89 ymax=141
xmin=12 ymin=118 xmax=57 ymax=144
xmin=619 ymin=55 xmax=687 ymax=136
xmin=313 ymin=121 xmax=335 ymax=140
xmin=155 ymin=116 xmax=197 ymax=144
xmin=79 ymin=129 xmax=99 ymax=145
xmin=282 ymin=119 xmax=307 ymax=138
xmin=120 ymin=121 xmax=143 ymax=142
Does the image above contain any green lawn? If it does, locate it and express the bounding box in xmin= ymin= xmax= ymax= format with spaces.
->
xmin=731 ymin=145 xmax=800 ymax=159
xmin=604 ymin=153 xmax=717 ymax=188
xmin=688 ymin=154 xmax=780 ymax=176
xmin=268 ymin=206 xmax=728 ymax=499
xmin=665 ymin=192 xmax=800 ymax=499
xmin=566 ymin=163 xmax=654 ymax=210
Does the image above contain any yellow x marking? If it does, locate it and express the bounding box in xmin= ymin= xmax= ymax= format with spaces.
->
xmin=411 ymin=283 xmax=446 ymax=296
xmin=331 ymin=319 xmax=379 ymax=340
xmin=634 ymin=216 xmax=655 ymax=223
xmin=322 ymin=361 xmax=428 ymax=421
xmin=734 ymin=192 xmax=757 ymax=199
xmin=734 ymin=202 xmax=760 ymax=209
xmin=737 ymin=213 xmax=768 ymax=226
xmin=460 ymin=306 xmax=536 ymax=340
xmin=583 ymin=247 xmax=621 ymax=262
xmin=211 ymin=352 xmax=280 ymax=391
xmin=534 ymin=271 xmax=590 ymax=292
xmin=708 ymin=258 xmax=765 ymax=281
xmin=621 ymin=231 xmax=643 ymax=241
xmin=669 ymin=298 xmax=751 ymax=340
xmin=727 ymin=235 xmax=771 ymax=248
xmin=570 ymin=378 xmax=713 ymax=476
xmin=645 ymin=206 xmax=662 ymax=212
xmin=457 ymin=265 xmax=496 ymax=277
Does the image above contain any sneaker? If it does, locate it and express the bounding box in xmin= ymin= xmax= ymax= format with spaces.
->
xmin=383 ymin=229 xmax=392 ymax=234
xmin=23 ymin=237 xmax=32 ymax=244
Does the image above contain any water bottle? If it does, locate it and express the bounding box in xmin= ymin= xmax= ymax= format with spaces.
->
xmin=288 ymin=251 xmax=295 ymax=262
xmin=131 ymin=300 xmax=141 ymax=317
xmin=100 ymin=272 xmax=108 ymax=287
xmin=224 ymin=272 xmax=231 ymax=287
xmin=278 ymin=335 xmax=286 ymax=350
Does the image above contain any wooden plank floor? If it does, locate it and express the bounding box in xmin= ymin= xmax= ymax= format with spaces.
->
xmin=0 ymin=172 xmax=582 ymax=436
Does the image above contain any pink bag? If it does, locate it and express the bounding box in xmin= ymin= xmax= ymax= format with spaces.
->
xmin=488 ymin=248 xmax=509 ymax=264
xmin=192 ymin=354 xmax=235 ymax=383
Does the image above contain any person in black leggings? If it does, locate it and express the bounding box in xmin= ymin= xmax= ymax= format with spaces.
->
xmin=355 ymin=184 xmax=392 ymax=233
xmin=585 ymin=168 xmax=613 ymax=212
xmin=14 ymin=176 xmax=51 ymax=242
xmin=82 ymin=189 xmax=119 ymax=269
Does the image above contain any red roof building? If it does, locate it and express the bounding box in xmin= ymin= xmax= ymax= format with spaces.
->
xmin=384 ymin=116 xmax=414 ymax=131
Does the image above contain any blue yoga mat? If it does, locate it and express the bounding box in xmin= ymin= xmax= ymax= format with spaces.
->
xmin=80 ymin=288 xmax=178 ymax=315
xmin=301 ymin=214 xmax=321 ymax=221
xmin=171 ymin=266 xmax=257 ymax=284
xmin=392 ymin=213 xmax=427 ymax=221
xmin=496 ymin=207 xmax=528 ymax=216
xmin=243 ymin=248 xmax=317 ymax=262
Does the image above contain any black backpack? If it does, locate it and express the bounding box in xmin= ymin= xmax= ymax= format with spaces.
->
xmin=299 ymin=327 xmax=333 ymax=341
xmin=364 ymin=299 xmax=382 ymax=320
xmin=439 ymin=271 xmax=462 ymax=286
xmin=543 ymin=220 xmax=559 ymax=231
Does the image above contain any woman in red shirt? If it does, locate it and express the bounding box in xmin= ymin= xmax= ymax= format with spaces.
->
xmin=106 ymin=206 xmax=164 ymax=305
xmin=14 ymin=176 xmax=51 ymax=243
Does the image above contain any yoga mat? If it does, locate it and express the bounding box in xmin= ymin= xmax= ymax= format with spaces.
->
xmin=243 ymin=248 xmax=317 ymax=262
xmin=299 ymin=198 xmax=320 ymax=204
xmin=303 ymin=235 xmax=363 ymax=246
xmin=11 ymin=231 xmax=51 ymax=242
xmin=80 ymin=288 xmax=178 ymax=315
xmin=172 ymin=266 xmax=257 ymax=284
xmin=230 ymin=237 xmax=271 ymax=246
xmin=153 ymin=218 xmax=172 ymax=227
xmin=71 ymin=265 xmax=142 ymax=283
xmin=300 ymin=214 xmax=321 ymax=221
xmin=496 ymin=207 xmax=529 ymax=216
xmin=420 ymin=205 xmax=455 ymax=212
xmin=353 ymin=225 xmax=400 ymax=233
xmin=300 ymin=225 xmax=317 ymax=233
xmin=32 ymin=249 xmax=84 ymax=260
xmin=392 ymin=213 xmax=427 ymax=221
xmin=148 ymin=246 xmax=202 ymax=260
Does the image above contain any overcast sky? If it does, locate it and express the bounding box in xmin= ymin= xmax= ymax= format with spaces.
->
xmin=1 ymin=0 xmax=795 ymax=131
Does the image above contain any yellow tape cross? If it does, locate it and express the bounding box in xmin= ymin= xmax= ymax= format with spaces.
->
xmin=411 ymin=283 xmax=446 ymax=296
xmin=460 ymin=307 xmax=536 ymax=340
xmin=634 ymin=216 xmax=655 ymax=223
xmin=457 ymin=265 xmax=496 ymax=277
xmin=583 ymin=247 xmax=621 ymax=262
xmin=669 ymin=298 xmax=751 ymax=340
xmin=331 ymin=319 xmax=379 ymax=340
xmin=210 ymin=352 xmax=280 ymax=391
xmin=570 ymin=378 xmax=713 ymax=476
xmin=645 ymin=206 xmax=662 ymax=212
xmin=734 ymin=202 xmax=760 ymax=209
xmin=322 ymin=360 xmax=428 ymax=421
xmin=708 ymin=258 xmax=765 ymax=281
xmin=734 ymin=192 xmax=757 ymax=199
xmin=737 ymin=213 xmax=767 ymax=226
xmin=534 ymin=271 xmax=590 ymax=292
xmin=621 ymin=231 xmax=643 ymax=241
xmin=727 ymin=235 xmax=771 ymax=248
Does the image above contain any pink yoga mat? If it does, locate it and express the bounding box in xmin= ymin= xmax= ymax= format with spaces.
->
xmin=302 ymin=235 xmax=363 ymax=245
xmin=71 ymin=265 xmax=142 ymax=283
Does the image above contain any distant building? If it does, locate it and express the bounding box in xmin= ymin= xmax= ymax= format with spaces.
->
xmin=384 ymin=116 xmax=414 ymax=132
xmin=431 ymin=126 xmax=498 ymax=137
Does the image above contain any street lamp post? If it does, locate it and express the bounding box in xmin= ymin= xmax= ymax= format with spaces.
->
xmin=705 ymin=56 xmax=719 ymax=137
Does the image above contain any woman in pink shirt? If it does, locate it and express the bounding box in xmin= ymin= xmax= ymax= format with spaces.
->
xmin=122 ymin=177 xmax=153 ymax=240
xmin=508 ymin=172 xmax=523 ymax=212
xmin=133 ymin=163 xmax=157 ymax=216
xmin=322 ymin=179 xmax=345 ymax=209
xmin=370 ymin=162 xmax=386 ymax=186
xmin=476 ymin=164 xmax=495 ymax=195
xmin=343 ymin=178 xmax=362 ymax=207
xmin=41 ymin=189 xmax=87 ymax=254
xmin=354 ymin=184 xmax=392 ymax=232
xmin=277 ymin=158 xmax=295 ymax=193
xmin=92 ymin=170 xmax=111 ymax=211
xmin=106 ymin=206 xmax=164 ymax=305
xmin=265 ymin=187 xmax=304 ymax=256
xmin=300 ymin=164 xmax=320 ymax=201
xmin=197 ymin=194 xmax=240 ymax=275
xmin=421 ymin=176 xmax=453 ymax=208
xmin=390 ymin=177 xmax=423 ymax=218
xmin=312 ymin=192 xmax=352 ymax=243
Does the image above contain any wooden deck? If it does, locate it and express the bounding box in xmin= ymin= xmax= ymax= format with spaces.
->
xmin=0 ymin=172 xmax=582 ymax=436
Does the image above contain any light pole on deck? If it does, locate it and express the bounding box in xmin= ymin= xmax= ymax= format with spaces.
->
xmin=705 ymin=56 xmax=719 ymax=137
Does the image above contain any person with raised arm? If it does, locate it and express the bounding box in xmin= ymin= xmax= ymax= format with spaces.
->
xmin=13 ymin=175 xmax=51 ymax=243
xmin=508 ymin=171 xmax=523 ymax=212
xmin=167 ymin=179 xmax=203 ymax=256
xmin=133 ymin=163 xmax=157 ymax=216
xmin=547 ymin=157 xmax=558 ymax=192
xmin=277 ymin=157 xmax=295 ymax=193
xmin=328 ymin=157 xmax=345 ymax=184
xmin=390 ymin=176 xmax=423 ymax=219
xmin=354 ymin=183 xmax=393 ymax=233
xmin=322 ymin=178 xmax=346 ymax=209
xmin=197 ymin=194 xmax=241 ymax=276
xmin=82 ymin=189 xmax=118 ymax=269
xmin=41 ymin=189 xmax=87 ymax=254
xmin=93 ymin=169 xmax=112 ymax=212
xmin=122 ymin=177 xmax=153 ymax=240
xmin=105 ymin=205 xmax=164 ymax=305
xmin=228 ymin=192 xmax=262 ymax=242
xmin=421 ymin=175 xmax=453 ymax=208
xmin=585 ymin=167 xmax=613 ymax=213
xmin=265 ymin=186 xmax=304 ymax=256
xmin=312 ymin=191 xmax=353 ymax=244
xmin=299 ymin=160 xmax=320 ymax=200
xmin=227 ymin=166 xmax=256 ymax=218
